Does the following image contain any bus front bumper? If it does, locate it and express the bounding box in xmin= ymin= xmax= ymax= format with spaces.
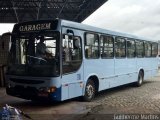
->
xmin=6 ymin=85 xmax=61 ymax=101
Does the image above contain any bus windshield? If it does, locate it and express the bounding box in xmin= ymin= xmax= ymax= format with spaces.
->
xmin=8 ymin=31 xmax=60 ymax=77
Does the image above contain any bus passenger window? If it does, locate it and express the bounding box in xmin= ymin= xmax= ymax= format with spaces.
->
xmin=136 ymin=41 xmax=144 ymax=58
xmin=115 ymin=37 xmax=126 ymax=58
xmin=85 ymin=33 xmax=99 ymax=59
xmin=144 ymin=42 xmax=152 ymax=57
xmin=100 ymin=35 xmax=114 ymax=58
xmin=127 ymin=39 xmax=136 ymax=58
xmin=152 ymin=43 xmax=158 ymax=57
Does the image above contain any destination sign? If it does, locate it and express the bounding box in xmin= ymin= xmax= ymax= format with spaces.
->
xmin=19 ymin=23 xmax=51 ymax=32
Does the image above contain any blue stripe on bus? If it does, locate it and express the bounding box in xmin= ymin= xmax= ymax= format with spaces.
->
xmin=49 ymin=87 xmax=61 ymax=101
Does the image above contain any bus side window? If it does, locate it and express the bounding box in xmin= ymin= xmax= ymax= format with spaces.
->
xmin=100 ymin=35 xmax=114 ymax=58
xmin=144 ymin=42 xmax=152 ymax=57
xmin=152 ymin=43 xmax=158 ymax=57
xmin=85 ymin=33 xmax=99 ymax=59
xmin=115 ymin=37 xmax=126 ymax=58
xmin=127 ymin=39 xmax=136 ymax=58
xmin=136 ymin=41 xmax=144 ymax=58
xmin=62 ymin=34 xmax=82 ymax=74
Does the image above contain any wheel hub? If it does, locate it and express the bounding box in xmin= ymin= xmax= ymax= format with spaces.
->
xmin=86 ymin=84 xmax=94 ymax=98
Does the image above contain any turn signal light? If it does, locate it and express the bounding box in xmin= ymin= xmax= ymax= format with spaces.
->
xmin=47 ymin=86 xmax=57 ymax=93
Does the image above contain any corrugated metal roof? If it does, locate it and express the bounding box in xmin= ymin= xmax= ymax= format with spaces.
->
xmin=0 ymin=0 xmax=108 ymax=23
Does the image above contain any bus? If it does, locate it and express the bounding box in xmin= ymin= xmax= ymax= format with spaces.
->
xmin=6 ymin=19 xmax=158 ymax=102
xmin=0 ymin=32 xmax=11 ymax=87
xmin=0 ymin=32 xmax=11 ymax=66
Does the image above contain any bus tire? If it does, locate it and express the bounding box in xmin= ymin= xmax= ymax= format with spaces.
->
xmin=135 ymin=71 xmax=144 ymax=87
xmin=83 ymin=80 xmax=96 ymax=102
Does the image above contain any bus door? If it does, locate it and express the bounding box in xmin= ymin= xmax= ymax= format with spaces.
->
xmin=61 ymin=27 xmax=83 ymax=100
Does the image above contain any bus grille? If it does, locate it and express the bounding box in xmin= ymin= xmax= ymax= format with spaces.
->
xmin=14 ymin=85 xmax=38 ymax=98
xmin=10 ymin=78 xmax=44 ymax=84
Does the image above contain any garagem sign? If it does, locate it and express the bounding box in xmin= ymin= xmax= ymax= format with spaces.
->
xmin=19 ymin=23 xmax=51 ymax=32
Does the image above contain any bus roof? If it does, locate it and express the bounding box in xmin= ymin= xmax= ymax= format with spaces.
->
xmin=60 ymin=19 xmax=157 ymax=42
xmin=12 ymin=19 xmax=157 ymax=42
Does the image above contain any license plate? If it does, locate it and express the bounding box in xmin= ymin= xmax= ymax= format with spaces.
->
xmin=38 ymin=93 xmax=48 ymax=97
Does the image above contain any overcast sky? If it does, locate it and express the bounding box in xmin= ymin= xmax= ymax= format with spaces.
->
xmin=83 ymin=0 xmax=160 ymax=41
xmin=0 ymin=0 xmax=160 ymax=41
xmin=0 ymin=24 xmax=14 ymax=35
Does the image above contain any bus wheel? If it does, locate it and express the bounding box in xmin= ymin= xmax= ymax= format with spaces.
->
xmin=83 ymin=80 xmax=95 ymax=102
xmin=136 ymin=71 xmax=144 ymax=87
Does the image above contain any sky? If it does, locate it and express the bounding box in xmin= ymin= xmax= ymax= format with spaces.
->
xmin=83 ymin=0 xmax=160 ymax=41
xmin=0 ymin=0 xmax=160 ymax=41
xmin=0 ymin=24 xmax=14 ymax=35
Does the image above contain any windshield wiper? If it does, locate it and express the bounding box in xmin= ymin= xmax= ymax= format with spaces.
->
xmin=27 ymin=55 xmax=47 ymax=62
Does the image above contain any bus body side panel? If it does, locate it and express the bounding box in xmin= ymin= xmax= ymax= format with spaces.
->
xmin=83 ymin=59 xmax=114 ymax=92
xmin=61 ymin=76 xmax=83 ymax=101
xmin=152 ymin=57 xmax=159 ymax=77
xmin=145 ymin=58 xmax=153 ymax=79
xmin=98 ymin=59 xmax=115 ymax=91
xmin=111 ymin=58 xmax=137 ymax=88
xmin=126 ymin=58 xmax=138 ymax=82
xmin=61 ymin=27 xmax=84 ymax=101
xmin=136 ymin=58 xmax=151 ymax=80
xmin=136 ymin=58 xmax=158 ymax=80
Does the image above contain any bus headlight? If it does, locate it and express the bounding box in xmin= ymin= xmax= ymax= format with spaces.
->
xmin=7 ymin=83 xmax=12 ymax=88
xmin=39 ymin=86 xmax=56 ymax=93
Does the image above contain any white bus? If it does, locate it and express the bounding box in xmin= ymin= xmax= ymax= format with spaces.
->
xmin=6 ymin=19 xmax=158 ymax=101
